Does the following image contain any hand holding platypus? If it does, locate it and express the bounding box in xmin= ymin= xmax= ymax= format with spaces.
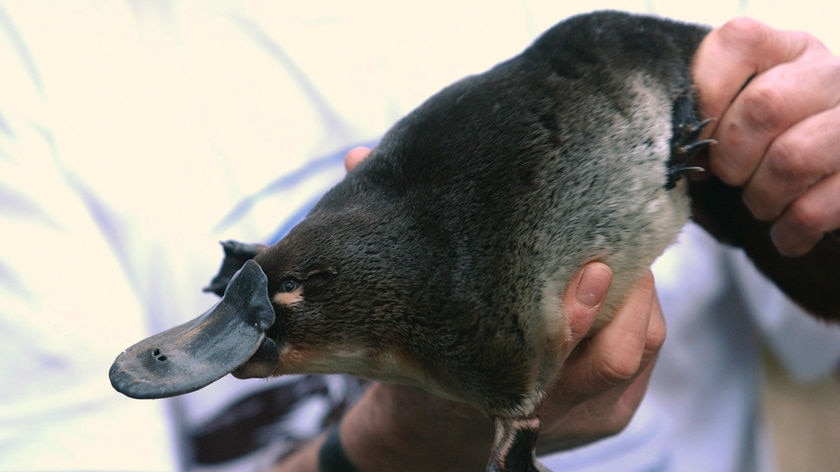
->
xmin=110 ymin=11 xmax=840 ymax=472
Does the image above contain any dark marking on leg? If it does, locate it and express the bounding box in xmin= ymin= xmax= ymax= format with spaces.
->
xmin=487 ymin=417 xmax=548 ymax=472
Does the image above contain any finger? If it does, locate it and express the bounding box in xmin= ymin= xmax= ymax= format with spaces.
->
xmin=537 ymin=355 xmax=659 ymax=453
xmin=574 ymin=290 xmax=663 ymax=422
xmin=580 ymin=331 xmax=662 ymax=435
xmin=561 ymin=271 xmax=656 ymax=397
xmin=608 ymin=342 xmax=659 ymax=426
xmin=640 ymin=288 xmax=666 ymax=362
xmin=344 ymin=146 xmax=371 ymax=172
xmin=770 ymin=171 xmax=840 ymax=256
xmin=585 ymin=271 xmax=656 ymax=386
xmin=711 ymin=49 xmax=840 ymax=186
xmin=742 ymin=105 xmax=840 ymax=221
xmin=536 ymin=287 xmax=663 ymax=451
xmin=562 ymin=262 xmax=612 ymax=348
xmin=693 ymin=17 xmax=816 ymax=129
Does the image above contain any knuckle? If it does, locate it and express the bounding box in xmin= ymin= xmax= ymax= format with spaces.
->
xmin=608 ymin=413 xmax=634 ymax=435
xmin=644 ymin=324 xmax=666 ymax=355
xmin=785 ymin=196 xmax=827 ymax=232
xmin=802 ymin=32 xmax=831 ymax=56
xmin=741 ymin=186 xmax=776 ymax=221
xmin=709 ymin=143 xmax=751 ymax=186
xmin=739 ymin=81 xmax=790 ymax=133
xmin=594 ymin=353 xmax=640 ymax=386
xmin=742 ymin=133 xmax=821 ymax=221
xmin=719 ymin=17 xmax=770 ymax=50
xmin=765 ymin=135 xmax=812 ymax=180
xmin=596 ymin=415 xmax=632 ymax=439
xmin=823 ymin=55 xmax=840 ymax=79
xmin=771 ymin=224 xmax=820 ymax=257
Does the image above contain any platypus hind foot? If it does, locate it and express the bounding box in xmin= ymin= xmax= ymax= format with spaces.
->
xmin=487 ymin=416 xmax=549 ymax=472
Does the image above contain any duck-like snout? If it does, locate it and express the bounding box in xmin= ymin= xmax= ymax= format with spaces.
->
xmin=109 ymin=260 xmax=277 ymax=399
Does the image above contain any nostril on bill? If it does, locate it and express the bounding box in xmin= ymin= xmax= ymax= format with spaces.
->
xmin=151 ymin=348 xmax=168 ymax=362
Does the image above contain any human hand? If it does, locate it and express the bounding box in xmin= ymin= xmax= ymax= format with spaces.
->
xmin=535 ymin=266 xmax=663 ymax=453
xmin=693 ymin=18 xmax=840 ymax=256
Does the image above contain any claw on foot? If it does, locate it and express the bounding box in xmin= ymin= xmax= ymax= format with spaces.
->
xmin=667 ymin=92 xmax=716 ymax=189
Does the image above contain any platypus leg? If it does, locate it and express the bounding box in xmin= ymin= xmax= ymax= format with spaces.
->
xmin=665 ymin=91 xmax=716 ymax=189
xmin=487 ymin=417 xmax=549 ymax=472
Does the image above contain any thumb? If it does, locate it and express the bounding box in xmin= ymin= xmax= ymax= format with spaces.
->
xmin=562 ymin=262 xmax=612 ymax=348
xmin=344 ymin=146 xmax=372 ymax=172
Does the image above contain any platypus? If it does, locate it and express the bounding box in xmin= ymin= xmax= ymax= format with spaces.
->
xmin=109 ymin=11 xmax=840 ymax=472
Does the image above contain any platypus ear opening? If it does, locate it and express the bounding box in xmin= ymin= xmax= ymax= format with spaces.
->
xmin=109 ymin=260 xmax=276 ymax=399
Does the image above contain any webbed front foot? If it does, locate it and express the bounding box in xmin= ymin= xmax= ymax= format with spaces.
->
xmin=666 ymin=91 xmax=716 ymax=189
xmin=203 ymin=240 xmax=267 ymax=296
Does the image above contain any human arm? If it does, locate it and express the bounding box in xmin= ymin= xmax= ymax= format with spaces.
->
xmin=689 ymin=18 xmax=840 ymax=319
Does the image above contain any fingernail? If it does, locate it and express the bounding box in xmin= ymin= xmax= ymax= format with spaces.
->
xmin=770 ymin=223 xmax=812 ymax=257
xmin=575 ymin=265 xmax=610 ymax=308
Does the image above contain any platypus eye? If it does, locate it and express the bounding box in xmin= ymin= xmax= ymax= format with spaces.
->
xmin=279 ymin=279 xmax=300 ymax=293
